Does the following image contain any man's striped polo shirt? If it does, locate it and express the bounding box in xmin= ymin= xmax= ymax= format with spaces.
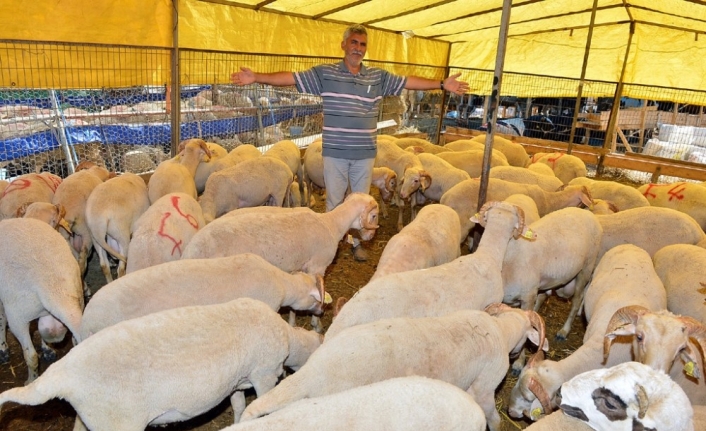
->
xmin=294 ymin=61 xmax=406 ymax=160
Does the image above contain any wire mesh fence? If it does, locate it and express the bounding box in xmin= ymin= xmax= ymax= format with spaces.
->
xmin=2 ymin=39 xmax=706 ymax=183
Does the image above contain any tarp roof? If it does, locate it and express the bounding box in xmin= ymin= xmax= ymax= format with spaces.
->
xmin=2 ymin=0 xmax=706 ymax=98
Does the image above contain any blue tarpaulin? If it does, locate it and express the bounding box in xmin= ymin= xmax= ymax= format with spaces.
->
xmin=0 ymin=105 xmax=320 ymax=162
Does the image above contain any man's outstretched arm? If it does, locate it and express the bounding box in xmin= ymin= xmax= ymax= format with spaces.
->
xmin=405 ymin=73 xmax=470 ymax=96
xmin=231 ymin=67 xmax=296 ymax=87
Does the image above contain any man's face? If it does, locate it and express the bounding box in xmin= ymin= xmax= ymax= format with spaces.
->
xmin=341 ymin=32 xmax=367 ymax=68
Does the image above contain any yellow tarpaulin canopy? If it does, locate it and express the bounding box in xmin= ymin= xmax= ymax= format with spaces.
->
xmin=1 ymin=0 xmax=705 ymax=103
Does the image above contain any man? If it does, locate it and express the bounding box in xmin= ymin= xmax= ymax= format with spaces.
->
xmin=231 ymin=24 xmax=469 ymax=261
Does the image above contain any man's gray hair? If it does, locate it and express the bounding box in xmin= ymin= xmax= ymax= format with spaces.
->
xmin=342 ymin=24 xmax=367 ymax=43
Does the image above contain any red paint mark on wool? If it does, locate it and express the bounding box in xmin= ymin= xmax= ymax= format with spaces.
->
xmin=37 ymin=174 xmax=61 ymax=192
xmin=642 ymin=183 xmax=660 ymax=199
xmin=2 ymin=179 xmax=31 ymax=197
xmin=157 ymin=212 xmax=184 ymax=256
xmin=546 ymin=153 xmax=564 ymax=169
xmin=667 ymin=183 xmax=686 ymax=201
xmin=171 ymin=195 xmax=199 ymax=229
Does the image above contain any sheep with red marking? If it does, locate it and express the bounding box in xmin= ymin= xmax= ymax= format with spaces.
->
xmin=530 ymin=152 xmax=587 ymax=185
xmin=0 ymin=172 xmax=62 ymax=220
xmin=126 ymin=192 xmax=206 ymax=274
xmin=638 ymin=181 xmax=706 ymax=231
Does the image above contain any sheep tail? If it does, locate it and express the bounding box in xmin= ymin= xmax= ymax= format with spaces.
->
xmin=91 ymin=222 xmax=126 ymax=262
xmin=0 ymin=379 xmax=57 ymax=414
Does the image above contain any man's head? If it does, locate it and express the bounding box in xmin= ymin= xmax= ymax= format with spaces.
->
xmin=341 ymin=24 xmax=367 ymax=70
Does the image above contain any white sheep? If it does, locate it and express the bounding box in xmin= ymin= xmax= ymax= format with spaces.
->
xmin=0 ymin=217 xmax=84 ymax=384
xmin=508 ymin=244 xmax=666 ymax=421
xmin=530 ymin=152 xmax=587 ymax=184
xmin=413 ymin=152 xmax=470 ymax=216
xmin=81 ymin=253 xmax=326 ymax=338
xmin=147 ymin=138 xmax=211 ymax=204
xmin=263 ymin=139 xmax=306 ymax=206
xmin=325 ymin=201 xmax=536 ymax=340
xmin=569 ymin=176 xmax=650 ymax=210
xmin=375 ymin=139 xmax=431 ymax=231
xmin=220 ymin=376 xmax=486 ymax=431
xmin=603 ymin=306 xmax=706 ymax=405
xmin=524 ymin=411 xmax=594 ymax=430
xmin=560 ymin=362 xmax=694 ymax=431
xmin=435 ymin=149 xmax=509 ymax=177
xmin=470 ymin=133 xmax=531 ymax=167
xmin=503 ymin=194 xmax=541 ymax=225
xmin=0 ymin=172 xmax=62 ymax=220
xmin=596 ymin=206 xmax=706 ymax=263
xmin=370 ymin=204 xmax=462 ymax=282
xmin=302 ymin=139 xmax=397 ymax=212
xmin=653 ymin=243 xmax=706 ymax=324
xmin=439 ymin=177 xmax=593 ymax=242
xmin=527 ymin=162 xmax=556 ymax=177
xmin=198 ymin=156 xmax=294 ymax=223
xmin=183 ymin=192 xmax=379 ymax=277
xmin=192 ymin=143 xmax=262 ymax=193
xmin=638 ymin=181 xmax=706 ymax=231
xmin=0 ymin=298 xmax=322 ymax=429
xmin=502 ymin=207 xmax=602 ymax=346
xmin=394 ymin=137 xmax=453 ymax=154
xmin=125 ymin=192 xmax=206 ymax=273
xmin=52 ymin=161 xmax=111 ymax=274
xmin=85 ymin=172 xmax=150 ymax=283
xmin=490 ymin=165 xmax=564 ymax=191
xmin=242 ymin=304 xmax=546 ymax=431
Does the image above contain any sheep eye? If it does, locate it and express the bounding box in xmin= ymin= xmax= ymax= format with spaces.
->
xmin=636 ymin=333 xmax=643 ymax=342
xmin=600 ymin=398 xmax=617 ymax=410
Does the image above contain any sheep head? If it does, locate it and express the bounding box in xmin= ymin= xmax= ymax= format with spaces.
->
xmin=179 ymin=138 xmax=212 ymax=162
xmin=398 ymin=167 xmax=431 ymax=199
xmin=559 ymin=362 xmax=694 ymax=431
xmin=508 ymin=355 xmax=560 ymax=421
xmin=17 ymin=202 xmax=73 ymax=234
xmin=606 ymin=307 xmax=706 ymax=378
xmin=471 ymin=201 xmax=537 ymax=240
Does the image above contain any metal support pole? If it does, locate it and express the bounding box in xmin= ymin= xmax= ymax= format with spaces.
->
xmin=435 ymin=47 xmax=453 ymax=145
xmin=472 ymin=0 xmax=512 ymax=252
xmin=602 ymin=22 xmax=635 ymax=157
xmin=568 ymin=0 xmax=599 ymax=153
xmin=51 ymin=90 xmax=76 ymax=175
xmin=170 ymin=0 xmax=181 ymax=156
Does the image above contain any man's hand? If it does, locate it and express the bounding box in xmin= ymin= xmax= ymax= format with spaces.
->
xmin=443 ymin=73 xmax=471 ymax=96
xmin=230 ymin=67 xmax=256 ymax=86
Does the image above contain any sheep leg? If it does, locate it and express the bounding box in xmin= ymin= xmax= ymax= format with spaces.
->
xmin=379 ymin=198 xmax=389 ymax=219
xmin=510 ymin=349 xmax=527 ymax=377
xmin=469 ymin=387 xmax=501 ymax=431
xmin=288 ymin=310 xmax=296 ymax=326
xmin=534 ymin=292 xmax=549 ymax=312
xmin=7 ymin=317 xmax=39 ymax=384
xmin=397 ymin=199 xmax=405 ymax=232
xmin=310 ymin=315 xmax=323 ymax=333
xmin=93 ymin=241 xmax=114 ymax=283
xmin=0 ymin=302 xmax=8 ymax=363
xmin=230 ymin=391 xmax=246 ymax=423
xmin=557 ymin=274 xmax=590 ymax=341
xmin=39 ymin=339 xmax=57 ymax=363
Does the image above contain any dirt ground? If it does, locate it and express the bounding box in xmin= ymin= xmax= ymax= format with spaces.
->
xmin=0 ymin=187 xmax=587 ymax=431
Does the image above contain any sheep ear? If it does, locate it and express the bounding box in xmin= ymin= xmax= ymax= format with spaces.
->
xmin=526 ymin=330 xmax=549 ymax=352
xmin=333 ymin=297 xmax=348 ymax=319
xmin=680 ymin=346 xmax=702 ymax=379
xmin=15 ymin=202 xmax=31 ymax=218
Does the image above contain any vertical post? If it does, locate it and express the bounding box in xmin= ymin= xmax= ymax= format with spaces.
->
xmin=602 ymin=22 xmax=634 ymax=155
xmin=435 ymin=47 xmax=453 ymax=145
xmin=51 ymin=90 xmax=76 ymax=175
xmin=568 ymin=0 xmax=599 ymax=153
xmin=170 ymin=0 xmax=181 ymax=157
xmin=473 ymin=0 xmax=512 ymax=251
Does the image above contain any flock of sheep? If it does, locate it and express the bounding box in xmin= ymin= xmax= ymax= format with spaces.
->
xmin=0 ymin=130 xmax=706 ymax=430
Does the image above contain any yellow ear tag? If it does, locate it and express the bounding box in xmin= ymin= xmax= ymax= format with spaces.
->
xmin=685 ymin=361 xmax=696 ymax=377
xmin=530 ymin=408 xmax=543 ymax=421
xmin=522 ymin=228 xmax=536 ymax=240
xmin=324 ymin=292 xmax=333 ymax=305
